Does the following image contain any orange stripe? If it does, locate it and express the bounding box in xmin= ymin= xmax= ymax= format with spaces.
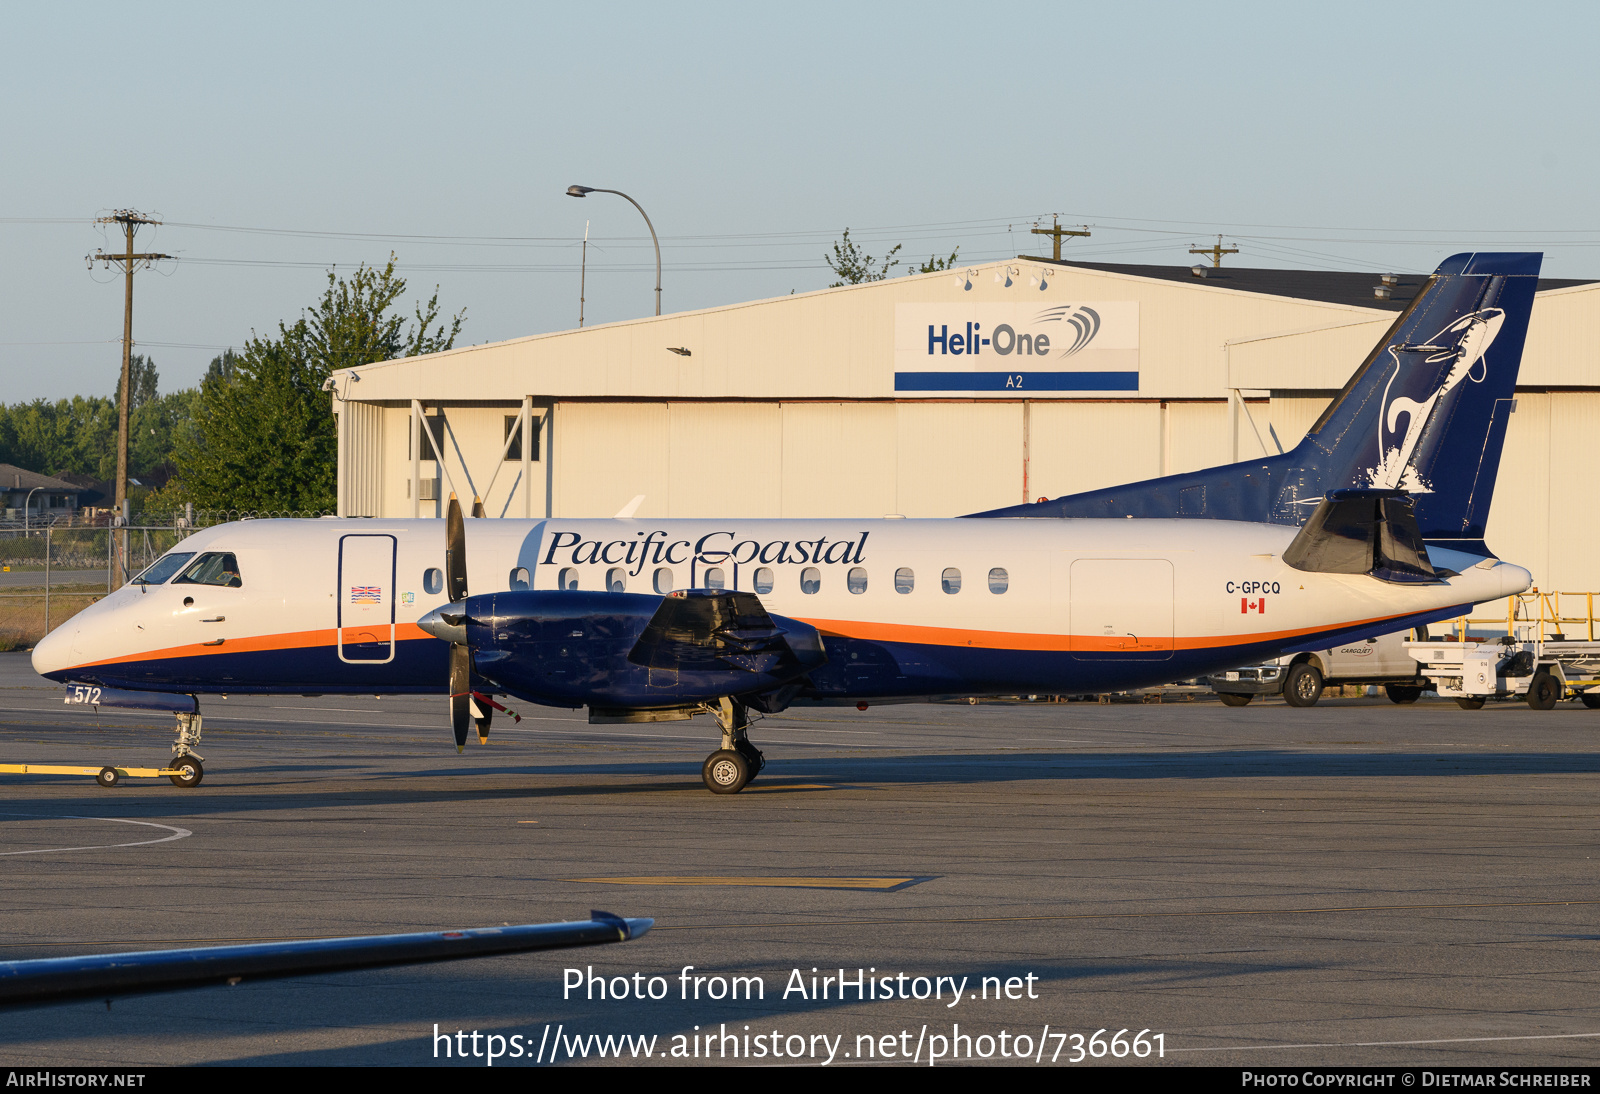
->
xmin=68 ymin=607 xmax=1448 ymax=674
xmin=74 ymin=622 xmax=436 ymax=669
xmin=796 ymin=609 xmax=1436 ymax=653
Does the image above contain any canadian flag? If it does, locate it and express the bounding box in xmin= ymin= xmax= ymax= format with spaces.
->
xmin=1241 ymin=598 xmax=1266 ymax=614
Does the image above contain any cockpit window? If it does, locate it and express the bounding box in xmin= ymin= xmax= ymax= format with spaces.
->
xmin=133 ymin=552 xmax=196 ymax=586
xmin=173 ymin=552 xmax=243 ymax=588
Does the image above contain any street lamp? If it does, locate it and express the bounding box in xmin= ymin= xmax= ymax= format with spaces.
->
xmin=566 ymin=185 xmax=661 ymax=316
xmin=24 ymin=487 xmax=42 ymax=535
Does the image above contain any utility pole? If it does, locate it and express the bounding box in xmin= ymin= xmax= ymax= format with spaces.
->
xmin=1189 ymin=234 xmax=1239 ymax=268
xmin=89 ymin=210 xmax=170 ymax=587
xmin=579 ymin=219 xmax=589 ymax=328
xmin=1027 ymin=215 xmax=1090 ymax=261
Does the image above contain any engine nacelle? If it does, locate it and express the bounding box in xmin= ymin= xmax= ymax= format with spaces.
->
xmin=460 ymin=590 xmax=826 ymax=710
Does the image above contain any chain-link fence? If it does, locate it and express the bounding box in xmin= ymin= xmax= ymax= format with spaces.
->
xmin=0 ymin=507 xmax=332 ymax=533
xmin=0 ymin=508 xmax=333 ymax=651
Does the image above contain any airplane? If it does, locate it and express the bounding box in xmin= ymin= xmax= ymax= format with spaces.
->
xmin=31 ymin=253 xmax=1542 ymax=794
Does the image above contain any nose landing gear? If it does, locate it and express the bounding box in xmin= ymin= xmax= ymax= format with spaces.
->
xmin=168 ymin=711 xmax=205 ymax=788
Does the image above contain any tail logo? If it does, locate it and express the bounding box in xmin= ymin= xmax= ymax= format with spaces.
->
xmin=1367 ymin=308 xmax=1505 ymax=493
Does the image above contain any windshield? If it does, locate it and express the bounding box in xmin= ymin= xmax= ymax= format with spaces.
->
xmin=133 ymin=552 xmax=196 ymax=586
xmin=172 ymin=552 xmax=243 ymax=588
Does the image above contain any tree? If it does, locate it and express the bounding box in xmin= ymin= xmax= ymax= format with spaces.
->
xmin=175 ymin=258 xmax=465 ymax=511
xmin=205 ymin=349 xmax=238 ymax=386
xmin=826 ymin=229 xmax=901 ymax=286
xmin=825 ymin=230 xmax=961 ymax=285
xmin=115 ymin=354 xmax=160 ymax=411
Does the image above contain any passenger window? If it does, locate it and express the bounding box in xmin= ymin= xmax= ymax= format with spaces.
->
xmin=423 ymin=567 xmax=443 ymax=595
xmin=509 ymin=567 xmax=530 ymax=590
xmin=941 ymin=567 xmax=962 ymax=594
xmin=606 ymin=567 xmax=627 ymax=593
xmin=988 ymin=567 xmax=1009 ymax=594
xmin=653 ymin=567 xmax=674 ymax=594
xmin=847 ymin=567 xmax=867 ymax=594
xmin=753 ymin=567 xmax=774 ymax=594
xmin=173 ymin=552 xmax=243 ymax=588
xmin=558 ymin=567 xmax=579 ymax=591
xmin=704 ymin=567 xmax=726 ymax=591
xmin=895 ymin=567 xmax=914 ymax=594
xmin=800 ymin=567 xmax=821 ymax=594
xmin=133 ymin=552 xmax=195 ymax=586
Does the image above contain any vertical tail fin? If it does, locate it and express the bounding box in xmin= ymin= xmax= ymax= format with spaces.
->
xmin=973 ymin=252 xmax=1542 ymax=555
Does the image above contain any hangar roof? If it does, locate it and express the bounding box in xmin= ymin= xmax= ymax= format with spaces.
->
xmin=340 ymin=256 xmax=1598 ymax=404
xmin=1045 ymin=259 xmax=1594 ymax=312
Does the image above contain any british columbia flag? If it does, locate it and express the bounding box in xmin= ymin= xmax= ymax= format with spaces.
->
xmin=350 ymin=586 xmax=383 ymax=603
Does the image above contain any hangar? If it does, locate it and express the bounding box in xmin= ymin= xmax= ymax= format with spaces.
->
xmin=329 ymin=256 xmax=1600 ymax=594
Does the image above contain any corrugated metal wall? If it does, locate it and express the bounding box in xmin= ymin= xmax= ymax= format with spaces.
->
xmin=343 ymin=402 xmax=385 ymax=517
xmin=1029 ymin=402 xmax=1161 ymax=498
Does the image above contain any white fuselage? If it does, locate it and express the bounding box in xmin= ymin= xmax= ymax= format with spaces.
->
xmin=32 ymin=516 xmax=1530 ymax=700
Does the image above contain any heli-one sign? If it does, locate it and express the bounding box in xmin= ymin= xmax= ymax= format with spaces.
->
xmin=893 ymin=302 xmax=1139 ymax=396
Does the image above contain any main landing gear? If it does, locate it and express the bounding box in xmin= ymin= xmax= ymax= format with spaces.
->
xmin=701 ymin=697 xmax=763 ymax=795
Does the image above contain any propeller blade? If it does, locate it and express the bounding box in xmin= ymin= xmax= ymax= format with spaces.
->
xmin=471 ymin=693 xmax=492 ymax=744
xmin=471 ymin=496 xmax=485 ymax=519
xmin=450 ymin=644 xmax=471 ymax=752
xmin=445 ymin=494 xmax=468 ymax=602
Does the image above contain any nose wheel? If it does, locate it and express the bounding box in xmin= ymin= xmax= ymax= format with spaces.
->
xmin=168 ymin=757 xmax=204 ymax=788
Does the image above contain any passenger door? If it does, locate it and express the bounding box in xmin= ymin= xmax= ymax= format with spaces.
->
xmin=338 ymin=534 xmax=396 ymax=664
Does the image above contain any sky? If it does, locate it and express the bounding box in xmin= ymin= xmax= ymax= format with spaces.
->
xmin=3 ymin=1 xmax=1597 ymax=402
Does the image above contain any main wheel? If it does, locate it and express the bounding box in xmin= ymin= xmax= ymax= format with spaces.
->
xmin=1580 ymin=693 xmax=1600 ymax=710
xmin=96 ymin=767 xmax=120 ymax=788
xmin=1386 ymin=684 xmax=1423 ymax=705
xmin=1217 ymin=692 xmax=1253 ymax=707
xmin=1283 ymin=663 xmax=1324 ymax=708
xmin=169 ymin=757 xmax=204 ymax=788
xmin=1526 ymin=672 xmax=1560 ymax=711
xmin=1456 ymin=696 xmax=1486 ymax=710
xmin=702 ymin=749 xmax=751 ymax=794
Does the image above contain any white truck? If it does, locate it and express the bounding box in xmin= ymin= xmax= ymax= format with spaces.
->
xmin=1208 ymin=627 xmax=1430 ymax=708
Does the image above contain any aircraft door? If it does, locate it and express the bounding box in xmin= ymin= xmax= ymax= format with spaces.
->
xmin=1065 ymin=558 xmax=1174 ymax=660
xmin=338 ymin=534 xmax=397 ymax=664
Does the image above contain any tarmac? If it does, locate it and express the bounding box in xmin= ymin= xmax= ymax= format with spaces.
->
xmin=2 ymin=650 xmax=1599 ymax=1068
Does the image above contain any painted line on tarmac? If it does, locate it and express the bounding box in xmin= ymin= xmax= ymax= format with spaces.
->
xmin=0 ymin=812 xmax=191 ymax=856
xmin=643 ymin=896 xmax=1600 ymax=930
xmin=1169 ymin=1030 xmax=1600 ymax=1053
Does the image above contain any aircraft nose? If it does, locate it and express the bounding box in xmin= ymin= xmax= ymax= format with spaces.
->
xmin=31 ymin=625 xmax=77 ymax=681
xmin=417 ymin=603 xmax=468 ymax=645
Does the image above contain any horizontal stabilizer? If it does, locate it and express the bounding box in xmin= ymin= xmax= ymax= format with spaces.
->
xmin=1283 ymin=490 xmax=1441 ymax=584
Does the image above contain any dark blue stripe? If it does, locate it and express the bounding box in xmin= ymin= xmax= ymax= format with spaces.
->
xmin=895 ymin=371 xmax=1139 ymax=392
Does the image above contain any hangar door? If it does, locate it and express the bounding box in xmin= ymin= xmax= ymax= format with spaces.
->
xmin=1066 ymin=558 xmax=1174 ymax=660
xmin=338 ymin=534 xmax=397 ymax=664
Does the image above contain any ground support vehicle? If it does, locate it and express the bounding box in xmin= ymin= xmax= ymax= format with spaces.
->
xmin=1208 ymin=628 xmax=1430 ymax=708
xmin=1408 ymin=591 xmax=1600 ymax=710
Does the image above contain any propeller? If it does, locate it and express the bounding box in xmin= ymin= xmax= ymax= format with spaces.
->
xmin=424 ymin=495 xmax=498 ymax=750
xmin=443 ymin=495 xmax=472 ymax=751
